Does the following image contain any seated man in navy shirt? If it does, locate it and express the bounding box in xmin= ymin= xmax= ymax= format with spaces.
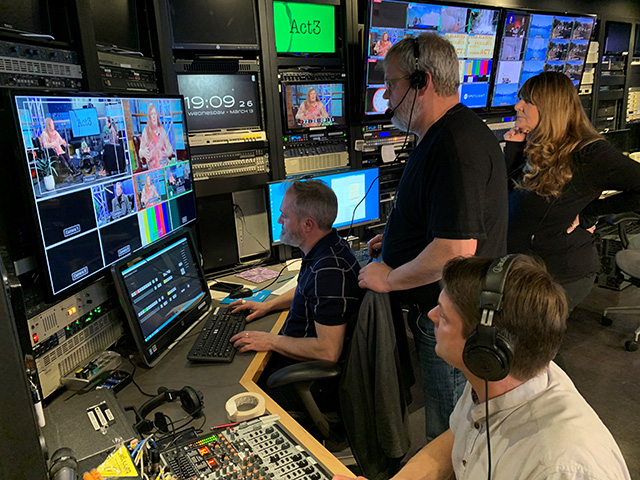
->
xmin=230 ymin=179 xmax=362 ymax=367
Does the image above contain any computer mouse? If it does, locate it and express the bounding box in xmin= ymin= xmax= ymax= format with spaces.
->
xmin=228 ymin=287 xmax=254 ymax=299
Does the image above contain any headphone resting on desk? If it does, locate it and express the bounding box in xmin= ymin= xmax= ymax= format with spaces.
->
xmin=135 ymin=385 xmax=204 ymax=434
xmin=463 ymin=255 xmax=516 ymax=382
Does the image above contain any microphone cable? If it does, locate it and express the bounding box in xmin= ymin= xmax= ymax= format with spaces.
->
xmin=485 ymin=378 xmax=492 ymax=480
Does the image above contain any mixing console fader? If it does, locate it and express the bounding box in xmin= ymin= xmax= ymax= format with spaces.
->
xmin=160 ymin=416 xmax=332 ymax=480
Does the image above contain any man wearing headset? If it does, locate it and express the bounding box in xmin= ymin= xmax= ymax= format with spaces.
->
xmin=358 ymin=32 xmax=508 ymax=442
xmin=338 ymin=255 xmax=630 ymax=480
xmin=229 ymin=180 xmax=362 ymax=365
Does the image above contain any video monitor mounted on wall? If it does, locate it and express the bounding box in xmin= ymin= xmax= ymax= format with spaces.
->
xmin=267 ymin=168 xmax=380 ymax=244
xmin=490 ymin=10 xmax=595 ymax=107
xmin=273 ymin=0 xmax=339 ymax=55
xmin=282 ymin=82 xmax=347 ymax=132
xmin=177 ymin=73 xmax=262 ymax=133
xmin=363 ymin=0 xmax=500 ymax=116
xmin=12 ymin=92 xmax=197 ymax=297
xmin=167 ymin=0 xmax=259 ymax=51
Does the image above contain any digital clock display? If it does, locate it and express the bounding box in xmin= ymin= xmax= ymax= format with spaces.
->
xmin=177 ymin=74 xmax=262 ymax=132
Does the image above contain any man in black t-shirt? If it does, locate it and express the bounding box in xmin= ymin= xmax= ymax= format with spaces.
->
xmin=358 ymin=33 xmax=508 ymax=442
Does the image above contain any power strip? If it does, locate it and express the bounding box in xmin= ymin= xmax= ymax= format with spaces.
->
xmin=61 ymin=350 xmax=123 ymax=391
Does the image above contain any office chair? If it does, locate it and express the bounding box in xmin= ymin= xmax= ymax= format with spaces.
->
xmin=601 ymin=212 xmax=640 ymax=352
xmin=266 ymin=290 xmax=413 ymax=480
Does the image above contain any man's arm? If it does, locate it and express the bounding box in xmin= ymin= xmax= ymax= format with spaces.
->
xmin=358 ymin=237 xmax=477 ymax=293
xmin=332 ymin=429 xmax=455 ymax=480
xmin=392 ymin=429 xmax=455 ymax=480
xmin=230 ymin=322 xmax=347 ymax=363
xmin=230 ymin=287 xmax=295 ymax=322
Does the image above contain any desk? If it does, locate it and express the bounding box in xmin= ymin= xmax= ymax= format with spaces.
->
xmin=116 ymin=303 xmax=353 ymax=477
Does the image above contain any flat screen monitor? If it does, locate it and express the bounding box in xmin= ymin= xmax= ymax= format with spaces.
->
xmin=490 ymin=11 xmax=595 ymax=107
xmin=267 ymin=167 xmax=380 ymax=244
xmin=111 ymin=228 xmax=210 ymax=367
xmin=282 ymin=82 xmax=346 ymax=131
xmin=167 ymin=0 xmax=259 ymax=50
xmin=604 ymin=22 xmax=632 ymax=55
xmin=177 ymin=73 xmax=262 ymax=133
xmin=12 ymin=93 xmax=197 ymax=297
xmin=635 ymin=24 xmax=640 ymax=57
xmin=90 ymin=0 xmax=139 ymax=51
xmin=363 ymin=0 xmax=500 ymax=116
xmin=0 ymin=0 xmax=50 ymax=34
xmin=273 ymin=1 xmax=337 ymax=54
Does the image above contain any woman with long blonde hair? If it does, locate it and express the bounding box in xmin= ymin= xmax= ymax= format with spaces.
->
xmin=138 ymin=103 xmax=174 ymax=170
xmin=505 ymin=71 xmax=640 ymax=310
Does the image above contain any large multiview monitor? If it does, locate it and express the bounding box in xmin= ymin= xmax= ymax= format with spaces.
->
xmin=177 ymin=72 xmax=262 ymax=133
xmin=111 ymin=228 xmax=210 ymax=367
xmin=267 ymin=168 xmax=380 ymax=244
xmin=12 ymin=93 xmax=196 ymax=296
xmin=363 ymin=0 xmax=500 ymax=116
xmin=490 ymin=10 xmax=595 ymax=107
xmin=282 ymin=82 xmax=347 ymax=132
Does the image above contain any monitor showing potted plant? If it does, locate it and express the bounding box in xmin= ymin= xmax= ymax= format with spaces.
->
xmin=35 ymin=155 xmax=58 ymax=191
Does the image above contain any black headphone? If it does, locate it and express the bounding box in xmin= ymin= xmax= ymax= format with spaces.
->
xmin=409 ymin=37 xmax=428 ymax=90
xmin=134 ymin=386 xmax=204 ymax=435
xmin=462 ymin=255 xmax=516 ymax=382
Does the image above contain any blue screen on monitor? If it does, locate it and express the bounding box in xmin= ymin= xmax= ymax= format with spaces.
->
xmin=69 ymin=107 xmax=101 ymax=137
xmin=267 ymin=168 xmax=380 ymax=244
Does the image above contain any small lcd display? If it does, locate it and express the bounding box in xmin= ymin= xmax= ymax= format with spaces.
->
xmin=273 ymin=1 xmax=336 ymax=54
xmin=177 ymin=74 xmax=261 ymax=133
xmin=282 ymin=83 xmax=346 ymax=131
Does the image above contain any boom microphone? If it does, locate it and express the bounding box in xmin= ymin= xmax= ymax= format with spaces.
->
xmin=384 ymin=85 xmax=412 ymax=120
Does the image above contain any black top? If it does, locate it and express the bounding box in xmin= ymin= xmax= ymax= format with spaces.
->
xmin=281 ymin=229 xmax=362 ymax=338
xmin=382 ymin=103 xmax=508 ymax=305
xmin=506 ymin=139 xmax=640 ymax=283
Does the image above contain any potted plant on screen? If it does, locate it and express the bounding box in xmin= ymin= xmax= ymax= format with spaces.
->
xmin=35 ymin=154 xmax=58 ymax=191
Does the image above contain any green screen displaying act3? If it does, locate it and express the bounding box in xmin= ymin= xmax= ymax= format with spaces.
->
xmin=273 ymin=1 xmax=336 ymax=54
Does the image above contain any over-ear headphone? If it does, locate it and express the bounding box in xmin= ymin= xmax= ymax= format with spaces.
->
xmin=463 ymin=255 xmax=516 ymax=382
xmin=409 ymin=37 xmax=428 ymax=90
xmin=134 ymin=386 xmax=204 ymax=435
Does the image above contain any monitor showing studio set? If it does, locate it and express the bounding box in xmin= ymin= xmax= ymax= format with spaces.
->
xmin=11 ymin=93 xmax=196 ymax=297
xmin=491 ymin=10 xmax=595 ymax=107
xmin=267 ymin=168 xmax=380 ymax=244
xmin=363 ymin=0 xmax=501 ymax=116
xmin=282 ymin=82 xmax=347 ymax=131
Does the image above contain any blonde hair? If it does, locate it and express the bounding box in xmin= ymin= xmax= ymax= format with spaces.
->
xmin=143 ymin=103 xmax=164 ymax=143
xmin=518 ymin=72 xmax=602 ymax=198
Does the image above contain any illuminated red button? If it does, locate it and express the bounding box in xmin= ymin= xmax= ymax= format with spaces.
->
xmin=198 ymin=446 xmax=210 ymax=455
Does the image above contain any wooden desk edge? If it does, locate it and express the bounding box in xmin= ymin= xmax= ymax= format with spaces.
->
xmin=239 ymin=311 xmax=354 ymax=478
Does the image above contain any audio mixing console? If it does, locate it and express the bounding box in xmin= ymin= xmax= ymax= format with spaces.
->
xmin=160 ymin=415 xmax=332 ymax=480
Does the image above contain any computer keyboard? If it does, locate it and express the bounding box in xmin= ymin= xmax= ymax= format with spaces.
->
xmin=187 ymin=307 xmax=247 ymax=363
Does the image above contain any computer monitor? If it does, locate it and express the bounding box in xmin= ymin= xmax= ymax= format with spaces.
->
xmin=490 ymin=10 xmax=595 ymax=107
xmin=273 ymin=0 xmax=337 ymax=55
xmin=177 ymin=73 xmax=262 ymax=133
xmin=281 ymin=82 xmax=346 ymax=132
xmin=11 ymin=92 xmax=197 ymax=297
xmin=111 ymin=228 xmax=211 ymax=367
xmin=604 ymin=22 xmax=632 ymax=55
xmin=362 ymin=0 xmax=500 ymax=116
xmin=167 ymin=0 xmax=259 ymax=51
xmin=267 ymin=168 xmax=380 ymax=244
